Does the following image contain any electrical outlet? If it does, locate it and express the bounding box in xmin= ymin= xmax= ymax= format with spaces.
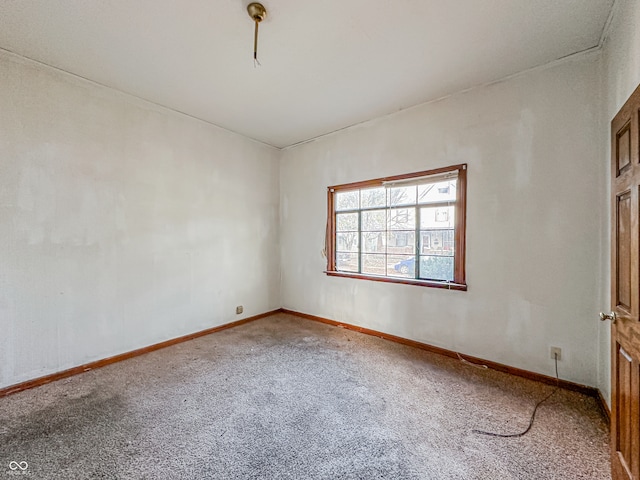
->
xmin=236 ymin=305 xmax=243 ymax=315
xmin=550 ymin=346 xmax=562 ymax=361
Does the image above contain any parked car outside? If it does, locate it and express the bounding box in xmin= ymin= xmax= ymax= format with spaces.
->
xmin=393 ymin=257 xmax=415 ymax=274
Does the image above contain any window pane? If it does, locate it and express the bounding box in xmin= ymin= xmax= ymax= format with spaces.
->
xmin=336 ymin=252 xmax=358 ymax=272
xmin=387 ymin=231 xmax=415 ymax=255
xmin=362 ymin=254 xmax=386 ymax=276
xmin=362 ymin=232 xmax=385 ymax=254
xmin=389 ymin=185 xmax=417 ymax=206
xmin=329 ymin=165 xmax=465 ymax=287
xmin=388 ymin=255 xmax=415 ymax=277
xmin=335 ymin=190 xmax=359 ymax=211
xmin=418 ymin=179 xmax=457 ymax=204
xmin=336 ymin=212 xmax=358 ymax=232
xmin=362 ymin=209 xmax=386 ymax=231
xmin=419 ymin=256 xmax=454 ymax=281
xmin=420 ymin=229 xmax=455 ymax=255
xmin=361 ymin=187 xmax=387 ymax=209
xmin=420 ymin=206 xmax=455 ymax=229
xmin=336 ymin=232 xmax=359 ymax=252
xmin=388 ymin=207 xmax=416 ymax=230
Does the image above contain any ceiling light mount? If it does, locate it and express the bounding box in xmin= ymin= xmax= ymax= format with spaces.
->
xmin=247 ymin=2 xmax=266 ymax=22
xmin=247 ymin=2 xmax=267 ymax=65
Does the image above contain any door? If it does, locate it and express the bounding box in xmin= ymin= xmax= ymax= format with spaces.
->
xmin=609 ymin=83 xmax=640 ymax=480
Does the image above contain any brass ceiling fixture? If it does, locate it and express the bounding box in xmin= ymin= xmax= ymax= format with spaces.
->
xmin=247 ymin=2 xmax=267 ymax=66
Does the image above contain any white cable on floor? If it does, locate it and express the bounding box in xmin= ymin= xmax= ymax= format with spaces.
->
xmin=456 ymin=352 xmax=489 ymax=370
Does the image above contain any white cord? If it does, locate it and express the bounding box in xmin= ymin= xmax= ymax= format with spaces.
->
xmin=457 ymin=352 xmax=489 ymax=369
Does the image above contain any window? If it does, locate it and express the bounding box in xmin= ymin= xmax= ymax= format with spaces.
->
xmin=326 ymin=164 xmax=467 ymax=290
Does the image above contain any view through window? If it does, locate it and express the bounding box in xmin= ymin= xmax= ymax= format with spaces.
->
xmin=327 ymin=164 xmax=467 ymax=289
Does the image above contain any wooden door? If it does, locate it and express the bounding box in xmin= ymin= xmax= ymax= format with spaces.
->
xmin=610 ymin=83 xmax=640 ymax=480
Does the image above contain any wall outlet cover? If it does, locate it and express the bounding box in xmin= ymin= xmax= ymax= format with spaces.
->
xmin=550 ymin=346 xmax=562 ymax=361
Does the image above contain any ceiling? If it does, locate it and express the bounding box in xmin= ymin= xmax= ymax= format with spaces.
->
xmin=0 ymin=0 xmax=614 ymax=148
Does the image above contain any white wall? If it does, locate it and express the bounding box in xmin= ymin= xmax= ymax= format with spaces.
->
xmin=0 ymin=51 xmax=281 ymax=390
xmin=3 ymin=6 xmax=631 ymax=394
xmin=280 ymin=54 xmax=605 ymax=387
xmin=597 ymin=0 xmax=640 ymax=406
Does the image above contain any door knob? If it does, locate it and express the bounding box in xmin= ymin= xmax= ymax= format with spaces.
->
xmin=599 ymin=311 xmax=617 ymax=324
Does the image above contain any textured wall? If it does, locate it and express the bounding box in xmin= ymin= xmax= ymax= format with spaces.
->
xmin=2 ymin=13 xmax=631 ymax=395
xmin=598 ymin=0 xmax=640 ymax=406
xmin=0 ymin=51 xmax=281 ymax=389
xmin=280 ymin=54 xmax=604 ymax=387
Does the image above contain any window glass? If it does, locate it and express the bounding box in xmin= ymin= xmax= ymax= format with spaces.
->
xmin=362 ymin=253 xmax=386 ymax=276
xmin=420 ymin=206 xmax=455 ymax=229
xmin=362 ymin=210 xmax=386 ymax=231
xmin=388 ymin=208 xmax=415 ymax=230
xmin=336 ymin=190 xmax=360 ymax=211
xmin=328 ymin=165 xmax=466 ymax=289
xmin=361 ymin=187 xmax=387 ymax=209
xmin=388 ymin=254 xmax=415 ymax=278
xmin=389 ymin=185 xmax=417 ymax=206
xmin=336 ymin=212 xmax=358 ymax=232
xmin=418 ymin=180 xmax=456 ymax=204
xmin=336 ymin=232 xmax=359 ymax=252
xmin=336 ymin=252 xmax=358 ymax=272
xmin=420 ymin=256 xmax=454 ymax=282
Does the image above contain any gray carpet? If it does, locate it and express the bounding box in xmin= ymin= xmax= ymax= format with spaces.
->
xmin=0 ymin=313 xmax=610 ymax=479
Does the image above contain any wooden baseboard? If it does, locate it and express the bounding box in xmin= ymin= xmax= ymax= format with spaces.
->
xmin=597 ymin=389 xmax=611 ymax=424
xmin=0 ymin=309 xmax=280 ymax=398
xmin=2 ymin=306 xmax=610 ymax=419
xmin=281 ymin=308 xmax=601 ymax=399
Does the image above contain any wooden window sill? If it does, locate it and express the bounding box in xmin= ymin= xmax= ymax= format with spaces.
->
xmin=324 ymin=270 xmax=467 ymax=291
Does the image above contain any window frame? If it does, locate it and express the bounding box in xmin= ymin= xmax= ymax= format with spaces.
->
xmin=325 ymin=164 xmax=467 ymax=291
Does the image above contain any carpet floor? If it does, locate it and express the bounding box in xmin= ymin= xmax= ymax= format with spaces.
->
xmin=0 ymin=313 xmax=610 ymax=479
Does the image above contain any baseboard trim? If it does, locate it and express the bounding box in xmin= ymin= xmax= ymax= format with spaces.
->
xmin=281 ymin=308 xmax=601 ymax=398
xmin=597 ymin=389 xmax=611 ymax=424
xmin=2 ymin=306 xmax=610 ymax=417
xmin=0 ymin=309 xmax=280 ymax=398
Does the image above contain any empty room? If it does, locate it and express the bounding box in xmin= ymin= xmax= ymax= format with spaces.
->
xmin=1 ymin=0 xmax=639 ymax=478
